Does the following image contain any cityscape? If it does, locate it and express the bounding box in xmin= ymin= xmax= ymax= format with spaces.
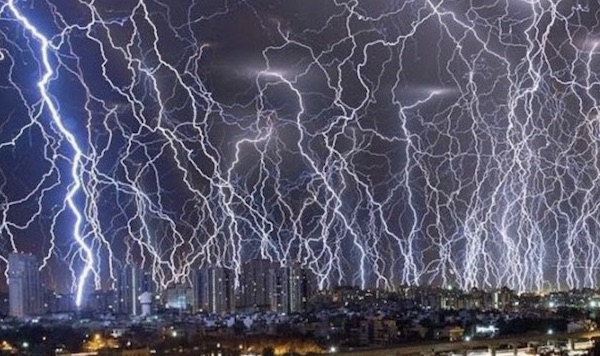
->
xmin=2 ymin=252 xmax=600 ymax=355
xmin=2 ymin=0 xmax=600 ymax=355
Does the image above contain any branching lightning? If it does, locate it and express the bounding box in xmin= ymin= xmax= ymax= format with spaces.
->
xmin=3 ymin=0 xmax=93 ymax=306
xmin=0 ymin=0 xmax=600 ymax=302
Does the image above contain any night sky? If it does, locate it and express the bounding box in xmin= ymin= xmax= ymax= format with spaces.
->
xmin=1 ymin=0 xmax=600 ymax=296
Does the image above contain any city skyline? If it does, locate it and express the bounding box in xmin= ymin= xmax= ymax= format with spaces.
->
xmin=7 ymin=255 xmax=319 ymax=317
xmin=1 ymin=0 xmax=600 ymax=304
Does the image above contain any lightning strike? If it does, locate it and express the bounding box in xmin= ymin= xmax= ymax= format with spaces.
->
xmin=0 ymin=0 xmax=599 ymax=302
xmin=4 ymin=0 xmax=93 ymax=306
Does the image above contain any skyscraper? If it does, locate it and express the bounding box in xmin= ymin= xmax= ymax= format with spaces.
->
xmin=237 ymin=259 xmax=317 ymax=313
xmin=8 ymin=253 xmax=43 ymax=318
xmin=287 ymin=263 xmax=317 ymax=313
xmin=238 ymin=259 xmax=276 ymax=311
xmin=270 ymin=265 xmax=289 ymax=313
xmin=116 ymin=266 xmax=154 ymax=315
xmin=193 ymin=266 xmax=236 ymax=314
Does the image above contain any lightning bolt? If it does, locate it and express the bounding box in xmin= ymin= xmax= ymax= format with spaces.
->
xmin=3 ymin=0 xmax=93 ymax=306
xmin=0 ymin=0 xmax=600 ymax=304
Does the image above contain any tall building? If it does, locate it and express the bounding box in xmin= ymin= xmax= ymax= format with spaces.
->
xmin=270 ymin=265 xmax=289 ymax=313
xmin=238 ymin=259 xmax=276 ymax=311
xmin=193 ymin=266 xmax=235 ymax=314
xmin=87 ymin=289 xmax=116 ymax=313
xmin=44 ymin=292 xmax=75 ymax=313
xmin=8 ymin=253 xmax=43 ymax=318
xmin=238 ymin=259 xmax=317 ymax=313
xmin=287 ymin=264 xmax=317 ymax=313
xmin=116 ymin=266 xmax=154 ymax=315
xmin=492 ymin=287 xmax=516 ymax=310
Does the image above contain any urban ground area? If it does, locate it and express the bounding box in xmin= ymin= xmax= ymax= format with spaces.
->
xmin=3 ymin=253 xmax=600 ymax=356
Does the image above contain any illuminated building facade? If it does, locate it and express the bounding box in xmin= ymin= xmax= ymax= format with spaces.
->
xmin=8 ymin=253 xmax=43 ymax=318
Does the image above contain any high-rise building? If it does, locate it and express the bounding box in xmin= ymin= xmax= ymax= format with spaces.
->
xmin=492 ymin=287 xmax=516 ymax=310
xmin=270 ymin=265 xmax=289 ymax=313
xmin=44 ymin=292 xmax=75 ymax=313
xmin=87 ymin=289 xmax=117 ymax=313
xmin=268 ymin=263 xmax=317 ymax=313
xmin=237 ymin=259 xmax=317 ymax=313
xmin=238 ymin=259 xmax=276 ymax=311
xmin=193 ymin=266 xmax=235 ymax=314
xmin=189 ymin=261 xmax=317 ymax=314
xmin=116 ymin=266 xmax=154 ymax=315
xmin=287 ymin=264 xmax=317 ymax=313
xmin=8 ymin=253 xmax=43 ymax=318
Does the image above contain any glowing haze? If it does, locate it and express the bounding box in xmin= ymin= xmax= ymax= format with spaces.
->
xmin=0 ymin=0 xmax=599 ymax=303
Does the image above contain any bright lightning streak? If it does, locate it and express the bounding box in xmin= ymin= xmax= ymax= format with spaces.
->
xmin=5 ymin=0 xmax=93 ymax=306
xmin=0 ymin=0 xmax=599 ymax=302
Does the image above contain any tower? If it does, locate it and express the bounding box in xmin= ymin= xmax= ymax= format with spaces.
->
xmin=139 ymin=291 xmax=152 ymax=316
xmin=8 ymin=253 xmax=43 ymax=318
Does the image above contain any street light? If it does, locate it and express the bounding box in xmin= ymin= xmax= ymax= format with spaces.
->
xmin=547 ymin=329 xmax=553 ymax=335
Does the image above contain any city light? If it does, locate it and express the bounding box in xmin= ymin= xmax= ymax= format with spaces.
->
xmin=0 ymin=341 xmax=13 ymax=352
xmin=475 ymin=325 xmax=498 ymax=335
